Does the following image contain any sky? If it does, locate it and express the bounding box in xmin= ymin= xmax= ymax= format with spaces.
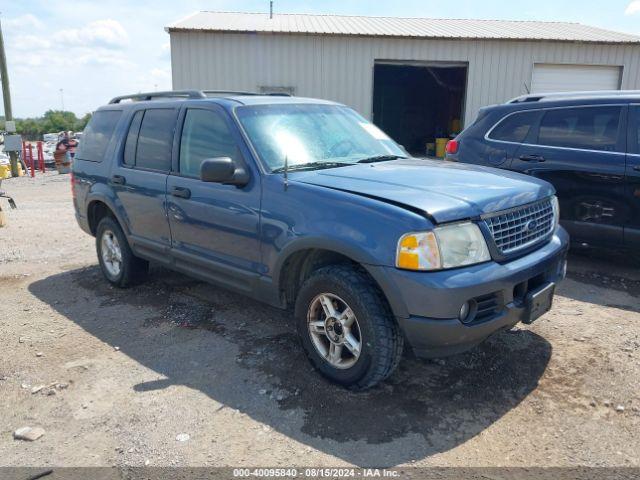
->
xmin=2 ymin=0 xmax=640 ymax=118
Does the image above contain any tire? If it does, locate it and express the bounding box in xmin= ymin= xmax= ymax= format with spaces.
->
xmin=294 ymin=264 xmax=404 ymax=390
xmin=95 ymin=216 xmax=148 ymax=288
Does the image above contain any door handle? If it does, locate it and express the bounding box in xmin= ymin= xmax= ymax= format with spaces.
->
xmin=170 ymin=186 xmax=191 ymax=199
xmin=519 ymin=154 xmax=545 ymax=162
xmin=111 ymin=175 xmax=126 ymax=185
xmin=633 ymin=165 xmax=640 ymax=172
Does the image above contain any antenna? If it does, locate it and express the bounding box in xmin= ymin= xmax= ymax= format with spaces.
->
xmin=269 ymin=0 xmax=274 ymax=19
xmin=283 ymin=154 xmax=288 ymax=191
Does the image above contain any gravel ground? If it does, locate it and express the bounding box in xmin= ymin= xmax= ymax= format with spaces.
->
xmin=0 ymin=172 xmax=639 ymax=468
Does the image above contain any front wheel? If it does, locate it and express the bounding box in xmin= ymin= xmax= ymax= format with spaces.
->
xmin=295 ymin=265 xmax=403 ymax=390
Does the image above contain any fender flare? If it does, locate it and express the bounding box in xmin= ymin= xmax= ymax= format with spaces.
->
xmin=85 ymin=191 xmax=131 ymax=237
xmin=272 ymin=237 xmax=410 ymax=319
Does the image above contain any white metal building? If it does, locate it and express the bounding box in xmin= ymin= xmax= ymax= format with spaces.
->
xmin=167 ymin=11 xmax=640 ymax=154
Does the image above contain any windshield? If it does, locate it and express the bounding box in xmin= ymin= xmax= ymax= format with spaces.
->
xmin=235 ymin=104 xmax=406 ymax=171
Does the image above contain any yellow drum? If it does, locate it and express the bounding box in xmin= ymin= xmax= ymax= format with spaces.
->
xmin=435 ymin=137 xmax=449 ymax=158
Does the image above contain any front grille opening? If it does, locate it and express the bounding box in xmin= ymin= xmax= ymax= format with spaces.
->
xmin=463 ymin=292 xmax=502 ymax=325
xmin=513 ymin=281 xmax=528 ymax=305
xmin=513 ymin=272 xmax=547 ymax=306
xmin=484 ymin=198 xmax=555 ymax=255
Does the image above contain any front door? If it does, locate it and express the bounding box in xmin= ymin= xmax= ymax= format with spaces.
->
xmin=625 ymin=105 xmax=640 ymax=247
xmin=111 ymin=107 xmax=178 ymax=260
xmin=510 ymin=105 xmax=627 ymax=247
xmin=166 ymin=106 xmax=262 ymax=292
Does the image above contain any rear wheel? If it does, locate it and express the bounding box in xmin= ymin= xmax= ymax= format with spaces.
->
xmin=295 ymin=265 xmax=403 ymax=390
xmin=96 ymin=216 xmax=148 ymax=288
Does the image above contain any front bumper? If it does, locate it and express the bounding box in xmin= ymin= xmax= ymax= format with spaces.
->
xmin=368 ymin=227 xmax=569 ymax=358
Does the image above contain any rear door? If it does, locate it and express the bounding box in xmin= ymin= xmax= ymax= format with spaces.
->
xmin=509 ymin=105 xmax=627 ymax=247
xmin=626 ymin=105 xmax=640 ymax=247
xmin=110 ymin=107 xmax=177 ymax=260
xmin=165 ymin=105 xmax=262 ymax=292
xmin=484 ymin=109 xmax=543 ymax=166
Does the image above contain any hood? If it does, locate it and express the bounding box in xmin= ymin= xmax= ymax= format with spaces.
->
xmin=293 ymin=158 xmax=554 ymax=223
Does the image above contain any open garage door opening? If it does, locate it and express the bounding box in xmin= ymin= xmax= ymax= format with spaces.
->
xmin=372 ymin=61 xmax=467 ymax=156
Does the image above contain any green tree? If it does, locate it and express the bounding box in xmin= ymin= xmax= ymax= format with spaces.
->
xmin=40 ymin=110 xmax=78 ymax=134
xmin=13 ymin=110 xmax=92 ymax=140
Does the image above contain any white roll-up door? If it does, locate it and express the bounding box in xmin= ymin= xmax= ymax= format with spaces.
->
xmin=531 ymin=64 xmax=622 ymax=93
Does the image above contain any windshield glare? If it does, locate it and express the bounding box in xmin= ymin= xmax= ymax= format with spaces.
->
xmin=235 ymin=104 xmax=405 ymax=171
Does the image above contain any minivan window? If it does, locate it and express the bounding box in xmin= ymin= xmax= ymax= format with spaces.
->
xmin=76 ymin=110 xmax=122 ymax=161
xmin=488 ymin=110 xmax=539 ymax=143
xmin=123 ymin=110 xmax=144 ymax=166
xmin=179 ymin=109 xmax=239 ymax=178
xmin=538 ymin=106 xmax=622 ymax=152
xmin=135 ymin=109 xmax=176 ymax=171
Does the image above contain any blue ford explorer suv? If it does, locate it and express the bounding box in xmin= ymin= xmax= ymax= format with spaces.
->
xmin=72 ymin=90 xmax=568 ymax=389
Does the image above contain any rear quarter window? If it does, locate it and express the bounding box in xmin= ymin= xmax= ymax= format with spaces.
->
xmin=487 ymin=110 xmax=539 ymax=143
xmin=76 ymin=110 xmax=122 ymax=162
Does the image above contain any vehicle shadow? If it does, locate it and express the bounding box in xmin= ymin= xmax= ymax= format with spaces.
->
xmin=29 ymin=265 xmax=552 ymax=467
xmin=558 ymin=250 xmax=640 ymax=313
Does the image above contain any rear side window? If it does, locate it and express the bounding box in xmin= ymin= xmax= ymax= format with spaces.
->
xmin=488 ymin=111 xmax=539 ymax=143
xmin=538 ymin=106 xmax=622 ymax=152
xmin=76 ymin=110 xmax=122 ymax=161
xmin=179 ymin=109 xmax=239 ymax=178
xmin=632 ymin=106 xmax=640 ymax=154
xmin=135 ymin=109 xmax=176 ymax=171
xmin=123 ymin=110 xmax=144 ymax=166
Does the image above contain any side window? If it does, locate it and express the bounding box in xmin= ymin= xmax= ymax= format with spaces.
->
xmin=135 ymin=109 xmax=177 ymax=171
xmin=488 ymin=111 xmax=539 ymax=143
xmin=538 ymin=106 xmax=622 ymax=152
xmin=76 ymin=110 xmax=122 ymax=161
xmin=123 ymin=110 xmax=144 ymax=166
xmin=634 ymin=106 xmax=640 ymax=154
xmin=179 ymin=109 xmax=239 ymax=178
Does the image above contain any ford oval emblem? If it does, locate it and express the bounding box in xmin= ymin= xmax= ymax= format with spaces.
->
xmin=523 ymin=220 xmax=537 ymax=232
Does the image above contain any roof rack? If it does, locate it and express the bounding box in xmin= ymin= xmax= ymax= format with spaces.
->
xmin=109 ymin=90 xmax=206 ymax=104
xmin=508 ymin=90 xmax=640 ymax=104
xmin=203 ymin=90 xmax=292 ymax=97
xmin=109 ymin=89 xmax=292 ymax=104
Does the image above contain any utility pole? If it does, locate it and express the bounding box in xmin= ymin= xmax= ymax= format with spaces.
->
xmin=0 ymin=14 xmax=18 ymax=177
xmin=59 ymin=88 xmax=64 ymax=111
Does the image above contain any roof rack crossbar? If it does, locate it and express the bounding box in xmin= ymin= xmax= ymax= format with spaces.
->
xmin=508 ymin=90 xmax=640 ymax=104
xmin=108 ymin=90 xmax=207 ymax=104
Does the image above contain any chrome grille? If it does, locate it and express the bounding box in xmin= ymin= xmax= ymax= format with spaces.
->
xmin=483 ymin=199 xmax=555 ymax=255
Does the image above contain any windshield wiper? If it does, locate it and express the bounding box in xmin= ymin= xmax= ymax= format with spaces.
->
xmin=356 ymin=154 xmax=407 ymax=164
xmin=272 ymin=161 xmax=353 ymax=173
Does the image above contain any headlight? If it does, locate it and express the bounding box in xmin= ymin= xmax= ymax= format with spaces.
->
xmin=551 ymin=195 xmax=560 ymax=230
xmin=396 ymin=222 xmax=491 ymax=271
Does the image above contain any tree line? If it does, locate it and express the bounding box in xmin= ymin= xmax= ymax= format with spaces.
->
xmin=2 ymin=110 xmax=92 ymax=141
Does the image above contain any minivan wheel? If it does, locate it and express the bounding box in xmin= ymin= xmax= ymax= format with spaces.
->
xmin=295 ymin=265 xmax=404 ymax=390
xmin=96 ymin=217 xmax=148 ymax=288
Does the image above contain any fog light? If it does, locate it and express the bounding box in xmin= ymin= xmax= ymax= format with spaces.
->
xmin=459 ymin=302 xmax=470 ymax=322
xmin=459 ymin=299 xmax=478 ymax=324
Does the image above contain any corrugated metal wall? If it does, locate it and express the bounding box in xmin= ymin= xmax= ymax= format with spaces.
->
xmin=170 ymin=31 xmax=640 ymax=125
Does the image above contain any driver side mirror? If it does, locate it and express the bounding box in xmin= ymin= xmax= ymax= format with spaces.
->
xmin=200 ymin=157 xmax=250 ymax=187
